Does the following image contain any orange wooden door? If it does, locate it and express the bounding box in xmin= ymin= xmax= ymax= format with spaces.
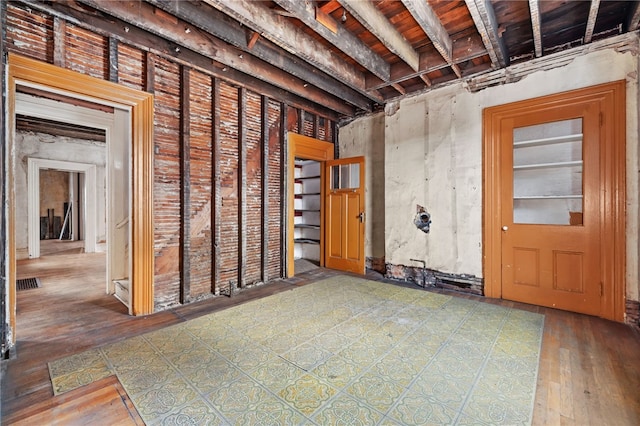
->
xmin=500 ymin=99 xmax=602 ymax=315
xmin=324 ymin=157 xmax=365 ymax=274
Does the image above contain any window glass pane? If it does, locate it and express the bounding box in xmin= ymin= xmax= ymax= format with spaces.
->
xmin=331 ymin=165 xmax=340 ymax=190
xmin=349 ymin=164 xmax=360 ymax=188
xmin=330 ymin=163 xmax=360 ymax=190
xmin=513 ymin=118 xmax=583 ymax=225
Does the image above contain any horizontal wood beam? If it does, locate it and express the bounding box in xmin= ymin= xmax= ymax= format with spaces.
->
xmin=365 ymin=35 xmax=489 ymax=91
xmin=464 ymin=0 xmax=509 ymax=68
xmin=273 ymin=0 xmax=390 ymax=81
xmin=23 ymin=0 xmax=344 ymax=120
xmin=400 ymin=0 xmax=458 ymax=77
xmin=76 ymin=0 xmax=355 ymax=116
xmin=340 ymin=0 xmax=420 ymax=72
xmin=149 ymin=0 xmax=375 ymax=111
xmin=202 ymin=0 xmax=376 ymax=102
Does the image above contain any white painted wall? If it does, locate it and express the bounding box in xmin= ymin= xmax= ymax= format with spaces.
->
xmin=339 ymin=39 xmax=639 ymax=302
xmin=14 ymin=131 xmax=106 ymax=259
xmin=338 ymin=113 xmax=385 ymax=260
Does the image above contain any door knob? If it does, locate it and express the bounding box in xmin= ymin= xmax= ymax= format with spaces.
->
xmin=502 ymin=226 xmax=508 ymax=231
xmin=358 ymin=211 xmax=365 ymax=223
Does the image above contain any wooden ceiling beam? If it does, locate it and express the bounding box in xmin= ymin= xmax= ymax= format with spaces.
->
xmin=70 ymin=0 xmax=354 ymax=116
xmin=201 ymin=0 xmax=381 ymax=104
xmin=400 ymin=0 xmax=460 ymax=78
xmin=272 ymin=0 xmax=390 ymax=81
xmin=464 ymin=0 xmax=509 ymax=68
xmin=391 ymin=83 xmax=406 ymax=96
xmin=149 ymin=0 xmax=374 ymax=111
xmin=626 ymin=1 xmax=640 ymax=31
xmin=529 ymin=0 xmax=543 ymax=57
xmin=339 ymin=0 xmax=420 ymax=72
xmin=20 ymin=0 xmax=343 ymax=119
xmin=365 ymin=37 xmax=489 ymax=91
xmin=584 ymin=0 xmax=600 ymax=44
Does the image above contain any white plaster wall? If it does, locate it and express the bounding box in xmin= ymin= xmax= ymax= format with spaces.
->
xmin=14 ymin=131 xmax=107 ymax=258
xmin=338 ymin=113 xmax=385 ymax=259
xmin=339 ymin=42 xmax=639 ymax=302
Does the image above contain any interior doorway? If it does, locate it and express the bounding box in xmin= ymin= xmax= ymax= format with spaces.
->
xmin=287 ymin=133 xmax=366 ymax=277
xmin=26 ymin=158 xmax=96 ymax=260
xmin=483 ymin=81 xmax=626 ymax=321
xmin=293 ymin=158 xmax=322 ymax=273
xmin=34 ymin=168 xmax=84 ymax=255
xmin=5 ymin=54 xmax=155 ymax=350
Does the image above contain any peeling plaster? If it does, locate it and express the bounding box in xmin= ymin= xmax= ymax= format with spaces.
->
xmin=340 ymin=38 xmax=640 ymax=304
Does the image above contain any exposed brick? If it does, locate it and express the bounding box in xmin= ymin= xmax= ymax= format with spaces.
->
xmin=626 ymin=299 xmax=640 ymax=330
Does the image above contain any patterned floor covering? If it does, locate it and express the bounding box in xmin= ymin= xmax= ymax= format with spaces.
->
xmin=49 ymin=275 xmax=544 ymax=425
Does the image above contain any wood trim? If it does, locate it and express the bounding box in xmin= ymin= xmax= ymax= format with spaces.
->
xmin=287 ymin=132 xmax=335 ymax=277
xmin=7 ymin=53 xmax=155 ymax=321
xmin=482 ymin=81 xmax=626 ymax=322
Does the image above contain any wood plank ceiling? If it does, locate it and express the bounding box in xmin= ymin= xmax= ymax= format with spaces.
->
xmin=20 ymin=1 xmax=640 ymax=119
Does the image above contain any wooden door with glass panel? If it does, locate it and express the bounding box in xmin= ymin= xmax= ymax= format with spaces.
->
xmin=501 ymin=100 xmax=601 ymax=315
xmin=324 ymin=157 xmax=365 ymax=274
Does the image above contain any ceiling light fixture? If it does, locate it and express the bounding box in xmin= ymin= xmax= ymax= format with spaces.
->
xmin=341 ymin=9 xmax=347 ymax=23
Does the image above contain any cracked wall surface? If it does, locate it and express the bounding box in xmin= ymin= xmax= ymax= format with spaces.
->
xmin=340 ymin=40 xmax=639 ymax=303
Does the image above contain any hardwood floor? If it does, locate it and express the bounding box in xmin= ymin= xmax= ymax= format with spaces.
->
xmin=1 ymin=251 xmax=639 ymax=425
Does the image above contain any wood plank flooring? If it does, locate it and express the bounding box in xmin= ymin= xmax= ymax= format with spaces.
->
xmin=2 ymin=249 xmax=639 ymax=424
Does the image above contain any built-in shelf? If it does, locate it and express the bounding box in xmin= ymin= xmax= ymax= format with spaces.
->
xmin=514 ymin=195 xmax=583 ymax=200
xmin=294 ymin=175 xmax=320 ymax=181
xmin=294 ymin=238 xmax=320 ymax=244
xmin=513 ymin=133 xmax=582 ymax=148
xmin=514 ymin=160 xmax=582 ymax=171
xmin=294 ymin=159 xmax=321 ymax=263
xmin=295 ymin=224 xmax=320 ymax=229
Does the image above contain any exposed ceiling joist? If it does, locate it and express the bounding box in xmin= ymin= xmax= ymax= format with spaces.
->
xmin=400 ymin=0 xmax=461 ymax=78
xmin=78 ymin=0 xmax=356 ymax=115
xmin=272 ymin=0 xmax=390 ymax=82
xmin=464 ymin=0 xmax=509 ymax=68
xmin=339 ymin=0 xmax=420 ymax=73
xmin=584 ymin=0 xmax=600 ymax=44
xmin=202 ymin=0 xmax=382 ymax=105
xmin=529 ymin=0 xmax=543 ymax=57
xmin=148 ymin=0 xmax=373 ymax=111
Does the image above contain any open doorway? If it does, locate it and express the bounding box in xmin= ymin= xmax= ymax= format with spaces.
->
xmin=13 ymin=86 xmax=132 ymax=323
xmin=293 ymin=158 xmax=322 ymax=274
xmin=5 ymin=55 xmax=155 ymax=351
xmin=36 ymin=168 xmax=84 ymax=256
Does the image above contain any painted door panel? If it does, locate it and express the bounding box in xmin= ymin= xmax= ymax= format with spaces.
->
xmin=325 ymin=157 xmax=365 ymax=274
xmin=500 ymin=100 xmax=601 ymax=315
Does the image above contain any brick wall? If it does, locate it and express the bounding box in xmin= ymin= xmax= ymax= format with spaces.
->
xmin=5 ymin=2 xmax=335 ymax=310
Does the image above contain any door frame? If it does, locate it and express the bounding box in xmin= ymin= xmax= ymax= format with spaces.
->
xmin=6 ymin=54 xmax=155 ymax=345
xmin=287 ymin=132 xmax=334 ymax=277
xmin=482 ymin=81 xmax=626 ymax=321
xmin=16 ymin=90 xmax=115 ymax=259
xmin=27 ymin=158 xmax=96 ymax=257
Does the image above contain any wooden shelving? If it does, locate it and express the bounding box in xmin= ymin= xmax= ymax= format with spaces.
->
xmin=294 ymin=159 xmax=321 ymax=262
